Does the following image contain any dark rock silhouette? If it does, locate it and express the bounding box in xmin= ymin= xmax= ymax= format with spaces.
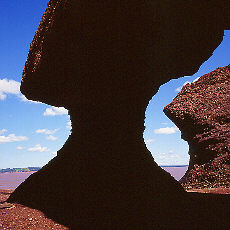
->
xmin=164 ymin=65 xmax=230 ymax=189
xmin=8 ymin=1 xmax=230 ymax=229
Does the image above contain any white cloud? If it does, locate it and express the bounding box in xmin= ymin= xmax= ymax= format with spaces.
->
xmin=0 ymin=93 xmax=6 ymax=100
xmin=43 ymin=106 xmax=68 ymax=116
xmin=0 ymin=129 xmax=7 ymax=135
xmin=161 ymin=123 xmax=168 ymax=125
xmin=175 ymin=87 xmax=181 ymax=92
xmin=46 ymin=135 xmax=57 ymax=141
xmin=36 ymin=128 xmax=58 ymax=135
xmin=144 ymin=139 xmax=155 ymax=144
xmin=154 ymin=152 xmax=184 ymax=166
xmin=0 ymin=134 xmax=28 ymax=144
xmin=193 ymin=77 xmax=200 ymax=82
xmin=175 ymin=77 xmax=200 ymax=92
xmin=36 ymin=129 xmax=58 ymax=141
xmin=154 ymin=126 xmax=179 ymax=135
xmin=17 ymin=146 xmax=24 ymax=150
xmin=28 ymin=144 xmax=49 ymax=152
xmin=0 ymin=78 xmax=20 ymax=100
xmin=66 ymin=121 xmax=72 ymax=129
xmin=19 ymin=94 xmax=41 ymax=104
xmin=0 ymin=78 xmax=40 ymax=103
xmin=175 ymin=81 xmax=190 ymax=92
xmin=52 ymin=151 xmax=57 ymax=155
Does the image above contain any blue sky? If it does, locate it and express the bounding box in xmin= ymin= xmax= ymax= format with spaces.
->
xmin=0 ymin=1 xmax=230 ymax=168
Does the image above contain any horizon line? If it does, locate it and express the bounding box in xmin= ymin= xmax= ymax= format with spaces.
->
xmin=1 ymin=165 xmax=189 ymax=170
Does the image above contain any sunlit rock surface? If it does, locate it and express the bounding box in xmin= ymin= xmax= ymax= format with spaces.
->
xmin=164 ymin=65 xmax=230 ymax=189
xmin=9 ymin=1 xmax=230 ymax=229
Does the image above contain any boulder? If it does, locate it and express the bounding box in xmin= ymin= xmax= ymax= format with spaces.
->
xmin=8 ymin=1 xmax=230 ymax=229
xmin=164 ymin=65 xmax=230 ymax=189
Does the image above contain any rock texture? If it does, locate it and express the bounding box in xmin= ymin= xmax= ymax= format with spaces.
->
xmin=8 ymin=1 xmax=230 ymax=229
xmin=164 ymin=65 xmax=230 ymax=189
xmin=0 ymin=190 xmax=68 ymax=229
xmin=181 ymin=154 xmax=230 ymax=190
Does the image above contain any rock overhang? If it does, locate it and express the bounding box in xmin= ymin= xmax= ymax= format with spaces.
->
xmin=21 ymin=0 xmax=227 ymax=109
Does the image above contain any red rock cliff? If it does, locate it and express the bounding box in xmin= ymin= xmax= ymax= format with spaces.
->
xmin=164 ymin=65 xmax=230 ymax=188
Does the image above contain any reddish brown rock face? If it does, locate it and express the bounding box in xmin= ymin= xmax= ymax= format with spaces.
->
xmin=164 ymin=65 xmax=230 ymax=187
xmin=181 ymin=154 xmax=230 ymax=189
xmin=8 ymin=0 xmax=230 ymax=229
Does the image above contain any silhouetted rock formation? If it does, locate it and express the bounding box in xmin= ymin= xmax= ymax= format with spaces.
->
xmin=8 ymin=1 xmax=230 ymax=229
xmin=164 ymin=65 xmax=230 ymax=189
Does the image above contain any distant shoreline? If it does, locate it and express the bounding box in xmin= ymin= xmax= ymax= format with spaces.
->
xmin=0 ymin=171 xmax=38 ymax=174
xmin=160 ymin=165 xmax=189 ymax=167
xmin=0 ymin=167 xmax=41 ymax=174
xmin=0 ymin=165 xmax=189 ymax=174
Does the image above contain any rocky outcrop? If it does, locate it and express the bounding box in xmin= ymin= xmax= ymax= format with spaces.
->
xmin=8 ymin=1 xmax=230 ymax=229
xmin=164 ymin=65 xmax=230 ymax=189
xmin=181 ymin=154 xmax=230 ymax=189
